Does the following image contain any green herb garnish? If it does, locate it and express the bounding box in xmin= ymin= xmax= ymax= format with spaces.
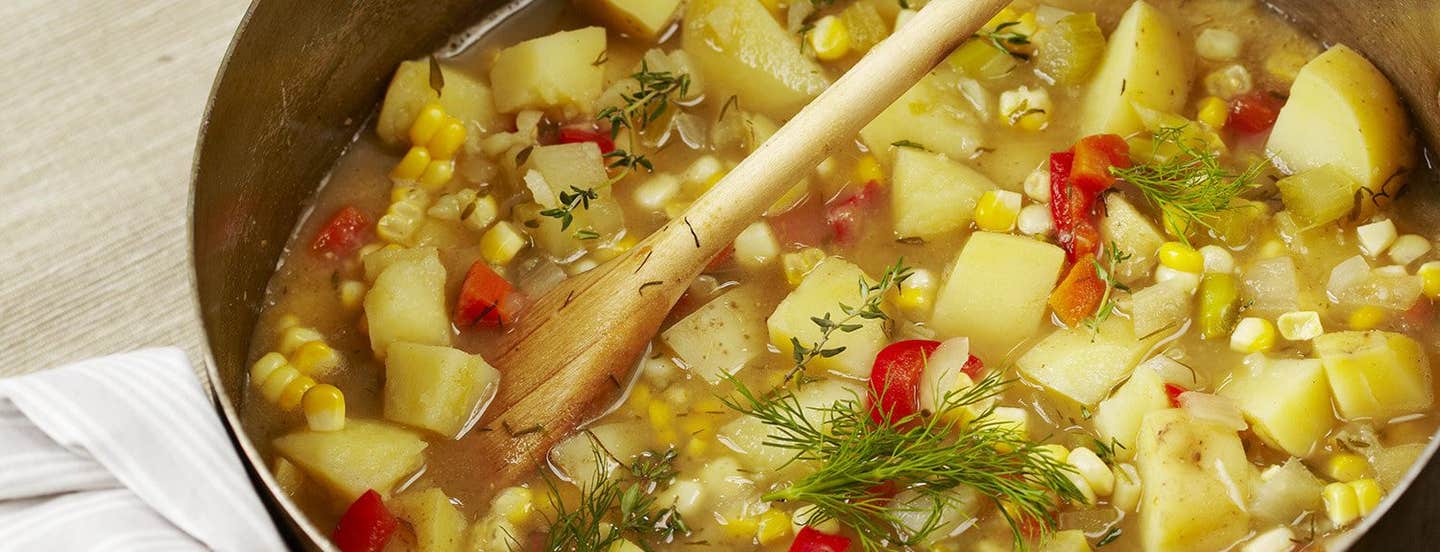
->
xmin=1097 ymin=526 xmax=1123 ymax=547
xmin=721 ymin=371 xmax=1085 ymax=551
xmin=891 ymin=140 xmax=929 ymax=151
xmin=785 ymin=259 xmax=911 ymax=384
xmin=975 ymin=21 xmax=1032 ymax=61
xmin=1084 ymin=243 xmax=1132 ymax=330
xmin=1110 ymin=125 xmax=1264 ymax=242
xmin=542 ymin=439 xmax=689 ymax=551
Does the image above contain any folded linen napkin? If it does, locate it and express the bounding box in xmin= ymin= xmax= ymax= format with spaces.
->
xmin=0 ymin=348 xmax=286 ymax=551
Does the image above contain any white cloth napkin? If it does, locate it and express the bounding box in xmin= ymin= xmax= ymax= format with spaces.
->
xmin=0 ymin=348 xmax=287 ymax=551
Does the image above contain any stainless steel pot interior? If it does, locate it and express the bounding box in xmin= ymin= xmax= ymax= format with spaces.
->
xmin=190 ymin=0 xmax=1440 ymax=549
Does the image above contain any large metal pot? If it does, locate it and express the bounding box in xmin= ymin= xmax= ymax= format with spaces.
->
xmin=190 ymin=0 xmax=1440 ymax=549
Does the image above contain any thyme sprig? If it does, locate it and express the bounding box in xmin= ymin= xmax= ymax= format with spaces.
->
xmin=542 ymin=440 xmax=689 ymax=551
xmin=541 ymin=62 xmax=690 ymax=229
xmin=1110 ymin=125 xmax=1264 ymax=242
xmin=785 ymin=259 xmax=912 ymax=384
xmin=975 ymin=21 xmax=1032 ymax=60
xmin=1084 ymin=243 xmax=1132 ymax=330
xmin=720 ymin=371 xmax=1085 ymax=551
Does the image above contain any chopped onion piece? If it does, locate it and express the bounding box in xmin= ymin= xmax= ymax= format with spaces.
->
xmin=1179 ymin=392 xmax=1247 ymax=431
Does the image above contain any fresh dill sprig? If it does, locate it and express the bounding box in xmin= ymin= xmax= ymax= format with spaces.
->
xmin=1084 ymin=243 xmax=1132 ymax=330
xmin=785 ymin=259 xmax=912 ymax=384
xmin=1110 ymin=125 xmax=1264 ymax=243
xmin=541 ymin=438 xmax=689 ymax=551
xmin=541 ymin=62 xmax=689 ymax=229
xmin=720 ymin=371 xmax=1085 ymax=551
xmin=974 ymin=21 xmax=1032 ymax=60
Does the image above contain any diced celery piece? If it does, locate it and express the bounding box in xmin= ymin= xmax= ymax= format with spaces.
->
xmin=1035 ymin=13 xmax=1106 ymax=85
xmin=1277 ymin=165 xmax=1362 ymax=228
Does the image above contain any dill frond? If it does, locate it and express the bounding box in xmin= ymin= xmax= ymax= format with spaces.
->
xmin=541 ymin=436 xmax=688 ymax=551
xmin=1111 ymin=125 xmax=1265 ymax=242
xmin=721 ymin=371 xmax=1085 ymax=551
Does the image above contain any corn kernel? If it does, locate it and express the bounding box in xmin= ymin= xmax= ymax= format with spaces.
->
xmin=291 ymin=340 xmax=340 ymax=377
xmin=782 ymin=247 xmax=827 ymax=287
xmin=992 ymin=407 xmax=1029 ymax=440
xmin=647 ymin=400 xmax=675 ymax=431
xmin=634 ymin=174 xmax=681 ymax=212
xmin=260 ymin=364 xmax=301 ymax=403
xmin=998 ymin=86 xmax=1052 ymax=129
xmin=1257 ymin=239 xmax=1287 ymax=259
xmin=278 ymin=374 xmax=316 ymax=411
xmin=302 ymin=384 xmax=346 ymax=432
xmin=1357 ymin=219 xmax=1398 ymax=257
xmin=1199 ymin=245 xmax=1236 ymax=274
xmin=408 ymin=103 xmax=447 ymax=145
xmin=1323 ymin=481 xmax=1360 ymax=526
xmin=1348 ymin=306 xmax=1388 ymax=330
xmin=276 ymin=314 xmax=301 ymax=330
xmin=854 ymin=154 xmax=883 ymax=185
xmin=250 ymin=352 xmax=288 ymax=385
xmin=278 ymin=326 xmax=323 ymax=356
xmin=1067 ymin=447 xmax=1114 ymax=497
xmin=629 ymin=383 xmax=653 ymax=410
xmin=591 ymin=233 xmax=637 ymax=262
xmin=756 ymin=509 xmax=791 ymax=545
xmin=1230 ymin=317 xmax=1276 ymax=353
xmin=1324 ymin=453 xmax=1370 ymax=482
xmin=1389 ymin=234 xmax=1431 ymax=265
xmin=684 ymin=435 xmax=708 ymax=458
xmin=1241 ymin=527 xmax=1296 ymax=552
xmin=896 ymin=268 xmax=938 ymax=316
xmin=808 ymin=15 xmax=851 ymax=62
xmin=463 ymin=195 xmax=501 ymax=232
xmin=722 ymin=516 xmax=759 ymax=538
xmin=1205 ymin=64 xmax=1253 ymax=99
xmin=418 ymin=160 xmax=456 ymax=191
xmin=491 ymin=487 xmax=535 ymax=526
xmin=1154 ymin=265 xmax=1201 ymax=294
xmin=391 ymin=146 xmax=432 ymax=181
xmin=1277 ymin=311 xmax=1324 ymax=341
xmin=1158 ymin=241 xmax=1205 ymax=274
xmin=377 ymin=188 xmax=430 ymax=245
xmin=338 ymin=280 xmax=366 ymax=310
xmin=480 ymin=221 xmax=528 ymax=266
xmin=734 ymin=222 xmax=781 ymax=270
xmin=565 ymin=256 xmax=600 ymax=276
xmin=1195 ymin=29 xmax=1242 ymax=61
xmin=683 ymin=155 xmax=725 ymax=195
xmin=1111 ymin=463 xmax=1142 ymax=512
xmin=1421 ymin=261 xmax=1440 ymax=299
xmin=1196 ymin=96 xmax=1229 ymax=129
xmin=1016 ymin=204 xmax=1053 ymax=236
xmin=974 ymin=190 xmax=1022 ymax=232
xmin=426 ymin=116 xmax=467 ymax=160
xmin=1350 ymin=478 xmax=1382 ymax=516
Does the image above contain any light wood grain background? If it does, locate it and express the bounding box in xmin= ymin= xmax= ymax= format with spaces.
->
xmin=0 ymin=0 xmax=247 ymax=380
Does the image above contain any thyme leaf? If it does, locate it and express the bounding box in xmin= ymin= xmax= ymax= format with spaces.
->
xmin=784 ymin=259 xmax=912 ymax=384
xmin=974 ymin=21 xmax=1032 ymax=61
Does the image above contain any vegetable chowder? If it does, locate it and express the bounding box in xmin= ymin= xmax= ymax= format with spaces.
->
xmin=241 ymin=0 xmax=1439 ymax=550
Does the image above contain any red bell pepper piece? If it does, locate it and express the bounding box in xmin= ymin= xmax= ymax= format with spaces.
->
xmin=767 ymin=197 xmax=830 ymax=249
xmin=332 ymin=490 xmax=397 ymax=552
xmin=557 ymin=125 xmax=617 ymax=154
xmin=1227 ymin=91 xmax=1285 ymax=134
xmin=867 ymin=339 xmax=941 ymax=425
xmin=454 ymin=260 xmax=517 ymax=328
xmin=1164 ymin=383 xmax=1187 ymax=408
xmin=1048 ymin=255 xmax=1107 ymax=327
xmin=825 ymin=181 xmax=883 ymax=247
xmin=1070 ymin=134 xmax=1131 ymax=194
xmin=790 ymin=526 xmax=852 ymax=552
xmin=1048 ymin=151 xmax=1099 ymax=262
xmin=960 ymin=354 xmax=985 ymax=378
xmin=311 ymin=206 xmax=371 ymax=257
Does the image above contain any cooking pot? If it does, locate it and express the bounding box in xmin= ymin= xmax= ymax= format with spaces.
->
xmin=189 ymin=0 xmax=1440 ymax=549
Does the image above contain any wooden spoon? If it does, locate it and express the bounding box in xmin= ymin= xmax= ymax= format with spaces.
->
xmin=467 ymin=0 xmax=1011 ymax=484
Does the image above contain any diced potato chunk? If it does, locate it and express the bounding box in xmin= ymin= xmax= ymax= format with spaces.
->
xmin=384 ymin=343 xmax=501 ymax=438
xmin=390 ymin=487 xmax=466 ymax=552
xmin=550 ymin=421 xmax=648 ymax=488
xmin=524 ymin=142 xmax=625 ymax=236
xmin=1136 ymin=409 xmax=1253 ymax=552
xmin=272 ymin=420 xmax=428 ymax=502
xmin=365 ymin=248 xmax=450 ymax=357
xmin=490 ymin=28 xmax=607 ymax=114
xmin=768 ymin=258 xmax=889 ymax=378
xmin=931 ymin=232 xmax=1065 ymax=359
xmin=860 ymin=75 xmax=985 ymax=162
xmin=1100 ymin=194 xmax=1165 ymax=284
xmin=682 ymin=0 xmax=830 ymax=118
xmin=1314 ymin=331 xmax=1433 ymax=420
xmin=1078 ymin=1 xmax=1192 ymax=136
xmin=1017 ymin=317 xmax=1154 ymax=407
xmin=1040 ymin=530 xmax=1093 ymax=552
xmin=576 ymin=0 xmax=682 ymax=40
xmin=719 ymin=379 xmax=862 ymax=472
xmin=1266 ymin=45 xmax=1414 ymax=220
xmin=1219 ymin=357 xmax=1335 ymax=456
xmin=662 ymin=288 xmax=768 ymax=383
xmin=377 ymin=59 xmax=499 ymax=146
xmin=889 ymin=148 xmax=996 ymax=239
xmin=1130 ymin=280 xmax=1191 ymax=338
xmin=1092 ymin=363 xmax=1168 ymax=461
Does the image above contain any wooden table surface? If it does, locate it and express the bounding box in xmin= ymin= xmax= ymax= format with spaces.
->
xmin=0 ymin=0 xmax=1431 ymax=549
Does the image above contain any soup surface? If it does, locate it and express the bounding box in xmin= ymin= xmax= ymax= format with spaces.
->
xmin=242 ymin=0 xmax=1440 ymax=550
